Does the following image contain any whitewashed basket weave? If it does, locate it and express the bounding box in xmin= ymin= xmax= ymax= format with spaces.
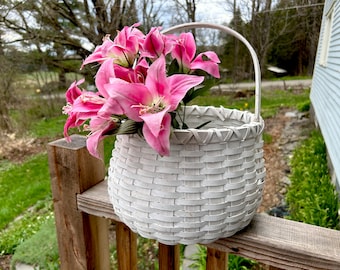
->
xmin=108 ymin=22 xmax=266 ymax=245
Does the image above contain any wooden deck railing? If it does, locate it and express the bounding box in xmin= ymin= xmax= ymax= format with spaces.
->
xmin=47 ymin=135 xmax=340 ymax=270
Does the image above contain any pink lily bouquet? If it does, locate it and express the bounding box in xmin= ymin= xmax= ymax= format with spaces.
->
xmin=63 ymin=23 xmax=221 ymax=159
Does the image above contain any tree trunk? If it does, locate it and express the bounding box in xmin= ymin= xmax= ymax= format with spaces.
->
xmin=0 ymin=100 xmax=12 ymax=131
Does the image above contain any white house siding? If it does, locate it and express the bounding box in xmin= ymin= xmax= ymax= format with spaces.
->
xmin=310 ymin=0 xmax=340 ymax=189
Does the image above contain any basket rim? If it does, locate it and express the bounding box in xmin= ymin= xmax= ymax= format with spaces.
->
xmin=117 ymin=105 xmax=265 ymax=145
xmin=171 ymin=105 xmax=264 ymax=134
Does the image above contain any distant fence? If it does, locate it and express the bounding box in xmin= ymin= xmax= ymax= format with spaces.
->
xmin=211 ymin=79 xmax=312 ymax=94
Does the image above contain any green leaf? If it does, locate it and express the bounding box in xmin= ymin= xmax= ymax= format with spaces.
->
xmin=182 ymin=123 xmax=189 ymax=129
xmin=170 ymin=112 xmax=180 ymax=129
xmin=116 ymin=120 xmax=142 ymax=135
xmin=182 ymin=78 xmax=219 ymax=105
xmin=194 ymin=120 xmax=211 ymax=129
xmin=167 ymin=59 xmax=180 ymax=76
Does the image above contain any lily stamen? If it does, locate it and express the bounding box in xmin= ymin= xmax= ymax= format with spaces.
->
xmin=132 ymin=96 xmax=166 ymax=115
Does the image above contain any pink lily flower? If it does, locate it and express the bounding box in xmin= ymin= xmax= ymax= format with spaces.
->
xmin=63 ymin=79 xmax=97 ymax=136
xmin=63 ymin=91 xmax=105 ymax=139
xmin=141 ymin=27 xmax=173 ymax=60
xmin=65 ymin=78 xmax=84 ymax=104
xmin=172 ymin=32 xmax=221 ymax=78
xmin=85 ymin=116 xmax=118 ymax=159
xmin=104 ymin=56 xmax=204 ymax=155
xmin=111 ymin=23 xmax=145 ymax=67
xmin=95 ymin=58 xmax=149 ymax=102
xmin=63 ymin=79 xmax=120 ymax=139
xmin=82 ymin=23 xmax=144 ymax=68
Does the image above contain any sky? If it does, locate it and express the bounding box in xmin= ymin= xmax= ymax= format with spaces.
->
xmin=2 ymin=0 xmax=234 ymax=50
xmin=195 ymin=0 xmax=233 ymax=24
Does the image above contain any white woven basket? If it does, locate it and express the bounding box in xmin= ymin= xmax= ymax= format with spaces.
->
xmin=108 ymin=22 xmax=266 ymax=245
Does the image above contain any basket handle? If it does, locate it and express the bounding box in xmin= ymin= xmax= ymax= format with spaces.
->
xmin=162 ymin=22 xmax=262 ymax=121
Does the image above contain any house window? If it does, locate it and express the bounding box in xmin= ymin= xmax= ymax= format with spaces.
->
xmin=319 ymin=5 xmax=334 ymax=66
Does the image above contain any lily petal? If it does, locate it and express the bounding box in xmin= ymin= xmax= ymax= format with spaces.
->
xmin=139 ymin=106 xmax=170 ymax=138
xmin=191 ymin=52 xmax=221 ymax=78
xmin=81 ymin=36 xmax=114 ymax=68
xmin=167 ymin=74 xmax=204 ymax=110
xmin=141 ymin=27 xmax=173 ymax=59
xmin=86 ymin=116 xmax=118 ymax=159
xmin=142 ymin=113 xmax=171 ymax=156
xmin=95 ymin=59 xmax=116 ymax=98
xmin=105 ymin=79 xmax=152 ymax=121
xmin=98 ymin=97 xmax=124 ymax=117
xmin=65 ymin=79 xmax=85 ymax=104
xmin=144 ymin=55 xmax=168 ymax=97
xmin=171 ymin=32 xmax=196 ymax=72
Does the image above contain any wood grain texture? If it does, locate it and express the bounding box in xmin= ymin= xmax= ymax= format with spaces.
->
xmin=158 ymin=243 xmax=180 ymax=270
xmin=206 ymin=214 xmax=340 ymax=270
xmin=206 ymin=248 xmax=228 ymax=270
xmin=77 ymin=178 xmax=120 ymax=221
xmin=48 ymin=135 xmax=110 ymax=269
xmin=77 ymin=180 xmax=340 ymax=270
xmin=116 ymin=222 xmax=137 ymax=270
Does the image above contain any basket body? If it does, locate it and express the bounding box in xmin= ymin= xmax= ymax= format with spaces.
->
xmin=108 ymin=106 xmax=265 ymax=245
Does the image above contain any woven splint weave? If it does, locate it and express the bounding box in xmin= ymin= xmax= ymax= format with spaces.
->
xmin=108 ymin=105 xmax=265 ymax=245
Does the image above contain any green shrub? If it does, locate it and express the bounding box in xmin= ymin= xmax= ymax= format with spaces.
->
xmin=286 ymin=130 xmax=340 ymax=229
xmin=297 ymin=100 xmax=310 ymax=112
xmin=189 ymin=245 xmax=206 ymax=269
xmin=0 ymin=200 xmax=53 ymax=255
xmin=262 ymin=132 xmax=272 ymax=144
xmin=228 ymin=254 xmax=258 ymax=270
xmin=10 ymin=217 xmax=59 ymax=269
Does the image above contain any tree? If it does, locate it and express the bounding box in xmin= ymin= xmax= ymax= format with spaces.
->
xmin=249 ymin=0 xmax=274 ymax=75
xmin=138 ymin=0 xmax=166 ymax=32
xmin=169 ymin=0 xmax=198 ymax=37
xmin=0 ymin=37 xmax=22 ymax=131
xmin=170 ymin=0 xmax=197 ymax=24
xmin=267 ymin=0 xmax=323 ymax=75
xmin=222 ymin=0 xmax=323 ymax=77
xmin=293 ymin=0 xmax=323 ymax=75
xmin=1 ymin=0 xmax=140 ymax=54
xmin=0 ymin=0 xmax=140 ymax=88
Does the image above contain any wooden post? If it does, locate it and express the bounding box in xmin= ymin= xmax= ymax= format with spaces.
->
xmin=48 ymin=135 xmax=110 ymax=269
xmin=116 ymin=222 xmax=137 ymax=270
xmin=158 ymin=243 xmax=180 ymax=270
xmin=206 ymin=247 xmax=228 ymax=270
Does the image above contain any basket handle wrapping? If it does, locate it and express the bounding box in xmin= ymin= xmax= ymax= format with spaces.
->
xmin=162 ymin=22 xmax=262 ymax=121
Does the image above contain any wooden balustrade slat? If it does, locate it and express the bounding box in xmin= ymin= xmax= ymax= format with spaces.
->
xmin=77 ymin=180 xmax=340 ymax=270
xmin=116 ymin=222 xmax=137 ymax=270
xmin=158 ymin=244 xmax=180 ymax=270
xmin=206 ymin=248 xmax=228 ymax=270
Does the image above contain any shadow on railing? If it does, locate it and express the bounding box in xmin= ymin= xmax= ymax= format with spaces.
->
xmin=47 ymin=135 xmax=340 ymax=270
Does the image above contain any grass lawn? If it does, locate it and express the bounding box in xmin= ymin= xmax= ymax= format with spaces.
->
xmin=0 ymin=154 xmax=50 ymax=231
xmin=192 ymin=88 xmax=310 ymax=118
